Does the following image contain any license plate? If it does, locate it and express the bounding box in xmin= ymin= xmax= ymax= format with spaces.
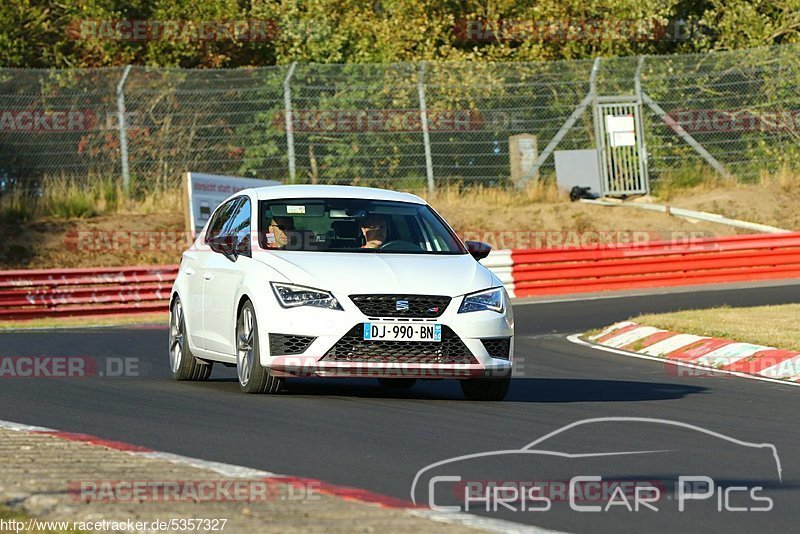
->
xmin=363 ymin=323 xmax=441 ymax=342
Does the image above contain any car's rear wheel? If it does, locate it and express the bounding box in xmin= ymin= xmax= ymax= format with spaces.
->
xmin=169 ymin=297 xmax=212 ymax=381
xmin=377 ymin=378 xmax=417 ymax=389
xmin=460 ymin=377 xmax=510 ymax=401
xmin=236 ymin=300 xmax=283 ymax=394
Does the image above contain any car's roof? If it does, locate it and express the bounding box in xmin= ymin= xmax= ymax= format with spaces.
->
xmin=246 ymin=184 xmax=427 ymax=205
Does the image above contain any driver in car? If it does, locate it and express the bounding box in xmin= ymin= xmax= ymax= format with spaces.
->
xmin=360 ymin=214 xmax=386 ymax=249
xmin=265 ymin=216 xmax=295 ymax=249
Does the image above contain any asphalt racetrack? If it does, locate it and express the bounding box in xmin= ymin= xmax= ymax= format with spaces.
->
xmin=1 ymin=283 xmax=800 ymax=533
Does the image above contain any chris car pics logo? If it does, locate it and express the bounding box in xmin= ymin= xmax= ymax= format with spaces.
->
xmin=411 ymin=417 xmax=781 ymax=514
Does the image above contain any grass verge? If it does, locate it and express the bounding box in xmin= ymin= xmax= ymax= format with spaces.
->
xmin=0 ymin=176 xmax=182 ymax=223
xmin=2 ymin=168 xmax=798 ymax=225
xmin=629 ymin=304 xmax=800 ymax=352
xmin=0 ymin=312 xmax=168 ymax=331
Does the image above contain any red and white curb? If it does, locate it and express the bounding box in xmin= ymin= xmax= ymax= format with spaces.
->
xmin=0 ymin=418 xmax=560 ymax=534
xmin=569 ymin=322 xmax=800 ymax=386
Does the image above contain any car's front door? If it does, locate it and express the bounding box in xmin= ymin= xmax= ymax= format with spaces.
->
xmin=202 ymin=196 xmax=252 ymax=355
xmin=186 ymin=199 xmax=238 ymax=350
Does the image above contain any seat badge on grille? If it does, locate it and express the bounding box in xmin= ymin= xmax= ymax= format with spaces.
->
xmin=395 ymin=300 xmax=409 ymax=311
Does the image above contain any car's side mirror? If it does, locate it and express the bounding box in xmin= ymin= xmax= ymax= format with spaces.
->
xmin=465 ymin=240 xmax=491 ymax=260
xmin=208 ymin=235 xmax=239 ymax=262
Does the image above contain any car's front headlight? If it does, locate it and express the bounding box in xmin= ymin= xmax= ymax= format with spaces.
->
xmin=458 ymin=287 xmax=505 ymax=314
xmin=271 ymin=282 xmax=343 ymax=310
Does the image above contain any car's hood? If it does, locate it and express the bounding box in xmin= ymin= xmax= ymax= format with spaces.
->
xmin=253 ymin=251 xmax=498 ymax=297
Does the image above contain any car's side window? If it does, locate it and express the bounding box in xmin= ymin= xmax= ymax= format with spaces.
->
xmin=205 ymin=199 xmax=238 ymax=243
xmin=225 ymin=197 xmax=252 ymax=257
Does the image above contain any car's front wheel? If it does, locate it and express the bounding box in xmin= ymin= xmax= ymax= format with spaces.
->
xmin=236 ymin=300 xmax=283 ymax=394
xmin=460 ymin=377 xmax=510 ymax=401
xmin=169 ymin=297 xmax=212 ymax=381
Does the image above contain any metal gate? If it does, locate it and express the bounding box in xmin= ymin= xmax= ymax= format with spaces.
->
xmin=594 ymin=96 xmax=649 ymax=196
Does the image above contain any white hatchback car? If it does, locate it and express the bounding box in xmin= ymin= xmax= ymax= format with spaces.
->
xmin=169 ymin=185 xmax=514 ymax=400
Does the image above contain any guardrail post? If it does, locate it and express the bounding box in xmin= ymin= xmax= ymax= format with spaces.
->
xmin=283 ymin=61 xmax=298 ymax=184
xmin=116 ymin=65 xmax=133 ymax=193
xmin=417 ymin=61 xmax=435 ymax=193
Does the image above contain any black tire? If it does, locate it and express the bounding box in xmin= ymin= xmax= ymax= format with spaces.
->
xmin=460 ymin=377 xmax=510 ymax=401
xmin=169 ymin=297 xmax=212 ymax=381
xmin=377 ymin=378 xmax=417 ymax=389
xmin=236 ymin=300 xmax=283 ymax=394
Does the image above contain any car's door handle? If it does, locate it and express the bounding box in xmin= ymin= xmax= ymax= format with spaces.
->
xmin=203 ymin=272 xmax=214 ymax=281
xmin=184 ymin=267 xmax=195 ymax=276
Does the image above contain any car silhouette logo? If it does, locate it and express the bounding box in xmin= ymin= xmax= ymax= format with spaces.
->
xmin=410 ymin=417 xmax=784 ymax=507
xmin=396 ymin=300 xmax=409 ymax=311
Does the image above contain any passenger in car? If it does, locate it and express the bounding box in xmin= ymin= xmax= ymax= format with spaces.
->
xmin=265 ymin=216 xmax=295 ymax=249
xmin=360 ymin=214 xmax=387 ymax=249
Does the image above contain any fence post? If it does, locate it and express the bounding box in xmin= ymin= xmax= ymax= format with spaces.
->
xmin=635 ymin=56 xmax=651 ymax=189
xmin=527 ymin=57 xmax=601 ymax=186
xmin=116 ymin=65 xmax=132 ymax=193
xmin=417 ymin=61 xmax=435 ymax=193
xmin=634 ymin=56 xmax=644 ymax=101
xmin=283 ymin=61 xmax=298 ymax=184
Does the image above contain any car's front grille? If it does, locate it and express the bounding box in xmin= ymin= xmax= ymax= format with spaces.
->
xmin=481 ymin=338 xmax=511 ymax=360
xmin=269 ymin=334 xmax=316 ymax=355
xmin=322 ymin=324 xmax=477 ymax=365
xmin=349 ymin=294 xmax=451 ymax=318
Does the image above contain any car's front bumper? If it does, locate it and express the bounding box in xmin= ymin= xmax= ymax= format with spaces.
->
xmin=268 ymin=358 xmax=512 ymax=379
xmin=256 ymin=293 xmax=514 ymax=379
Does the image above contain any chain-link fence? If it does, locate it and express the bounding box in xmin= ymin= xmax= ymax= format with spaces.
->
xmin=1 ymin=44 xmax=799 ymax=194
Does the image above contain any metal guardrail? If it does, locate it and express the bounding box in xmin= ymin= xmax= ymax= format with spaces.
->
xmin=505 ymin=233 xmax=800 ymax=297
xmin=1 ymin=233 xmax=799 ymax=319
xmin=0 ymin=265 xmax=177 ymax=319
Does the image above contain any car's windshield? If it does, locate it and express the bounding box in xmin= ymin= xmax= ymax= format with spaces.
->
xmin=258 ymin=198 xmax=465 ymax=254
